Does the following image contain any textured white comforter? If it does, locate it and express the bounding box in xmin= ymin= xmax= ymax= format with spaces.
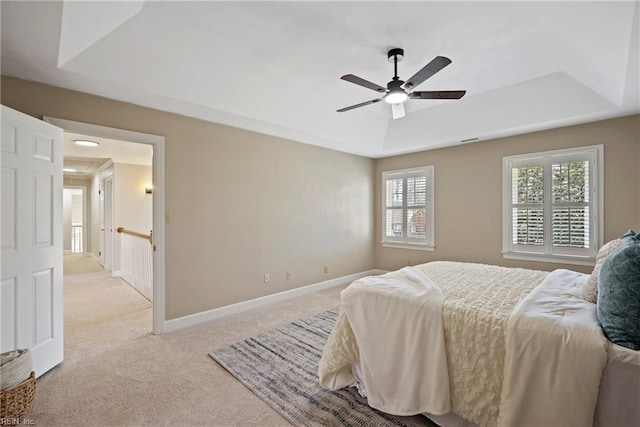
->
xmin=319 ymin=262 xmax=614 ymax=427
xmin=319 ymin=262 xmax=549 ymax=426
xmin=415 ymin=262 xmax=547 ymax=426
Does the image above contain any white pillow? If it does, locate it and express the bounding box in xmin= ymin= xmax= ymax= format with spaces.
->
xmin=582 ymin=239 xmax=625 ymax=303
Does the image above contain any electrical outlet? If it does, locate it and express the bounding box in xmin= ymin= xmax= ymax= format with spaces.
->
xmin=165 ymin=212 xmax=172 ymax=224
xmin=264 ymin=273 xmax=270 ymax=283
xmin=286 ymin=271 xmax=292 ymax=280
xmin=407 ymin=260 xmax=412 ymax=266
xmin=323 ymin=265 xmax=329 ymax=274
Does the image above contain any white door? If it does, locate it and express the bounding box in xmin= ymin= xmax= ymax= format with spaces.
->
xmin=1 ymin=105 xmax=64 ymax=377
xmin=98 ymin=179 xmax=105 ymax=265
xmin=104 ymin=176 xmax=113 ymax=271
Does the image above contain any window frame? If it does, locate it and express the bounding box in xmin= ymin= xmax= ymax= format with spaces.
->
xmin=502 ymin=145 xmax=604 ymax=266
xmin=381 ymin=166 xmax=435 ymax=251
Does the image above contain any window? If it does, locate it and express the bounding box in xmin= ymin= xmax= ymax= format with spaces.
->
xmin=382 ymin=166 xmax=434 ymax=250
xmin=502 ymin=145 xmax=603 ymax=265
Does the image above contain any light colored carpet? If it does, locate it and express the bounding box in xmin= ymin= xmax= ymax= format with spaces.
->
xmin=63 ymin=253 xmax=104 ymax=275
xmin=30 ymin=271 xmax=347 ymax=426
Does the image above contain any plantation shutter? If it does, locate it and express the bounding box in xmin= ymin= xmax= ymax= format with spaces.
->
xmin=504 ymin=146 xmax=600 ymax=262
xmin=382 ymin=166 xmax=434 ymax=248
xmin=551 ymin=154 xmax=590 ymax=251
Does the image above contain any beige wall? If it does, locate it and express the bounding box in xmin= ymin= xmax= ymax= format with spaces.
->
xmin=1 ymin=76 xmax=375 ymax=320
xmin=113 ymin=163 xmax=153 ymax=236
xmin=4 ymin=75 xmax=637 ymax=319
xmin=112 ymin=163 xmax=153 ymax=273
xmin=375 ymin=114 xmax=640 ymax=274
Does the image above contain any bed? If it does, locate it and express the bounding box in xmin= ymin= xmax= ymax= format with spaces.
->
xmin=318 ymin=261 xmax=640 ymax=427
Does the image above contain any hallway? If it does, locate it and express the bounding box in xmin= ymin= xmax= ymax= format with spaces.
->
xmin=29 ymin=255 xmax=344 ymax=426
xmin=63 ymin=253 xmax=104 ymax=276
xmin=61 ymin=254 xmax=152 ymax=367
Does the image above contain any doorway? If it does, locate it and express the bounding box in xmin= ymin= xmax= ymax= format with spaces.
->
xmin=45 ymin=116 xmax=165 ymax=334
xmin=104 ymin=175 xmax=113 ymax=271
xmin=63 ymin=187 xmax=86 ymax=254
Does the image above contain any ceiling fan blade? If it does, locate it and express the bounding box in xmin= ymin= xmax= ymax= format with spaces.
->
xmin=404 ymin=56 xmax=452 ymax=90
xmin=410 ymin=90 xmax=466 ymax=99
xmin=341 ymin=74 xmax=387 ymax=93
xmin=391 ymin=103 xmax=405 ymax=120
xmin=337 ymin=97 xmax=384 ymax=113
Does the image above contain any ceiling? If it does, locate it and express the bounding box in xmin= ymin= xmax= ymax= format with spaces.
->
xmin=1 ymin=1 xmax=638 ymax=159
xmin=62 ymin=132 xmax=153 ymax=179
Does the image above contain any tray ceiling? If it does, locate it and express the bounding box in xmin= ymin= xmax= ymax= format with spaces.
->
xmin=2 ymin=1 xmax=638 ymax=158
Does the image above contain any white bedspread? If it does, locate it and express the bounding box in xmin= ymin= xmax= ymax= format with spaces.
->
xmin=415 ymin=262 xmax=546 ymax=426
xmin=319 ymin=263 xmax=615 ymax=427
xmin=320 ymin=266 xmax=451 ymax=416
xmin=498 ymin=269 xmax=608 ymax=427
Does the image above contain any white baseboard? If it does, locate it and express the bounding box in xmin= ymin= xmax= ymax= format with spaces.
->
xmin=163 ymin=269 xmax=385 ymax=333
xmin=83 ymin=252 xmax=102 ymax=263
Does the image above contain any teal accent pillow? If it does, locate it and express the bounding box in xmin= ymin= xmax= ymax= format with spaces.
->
xmin=583 ymin=230 xmax=637 ymax=303
xmin=597 ymin=235 xmax=640 ymax=350
xmin=620 ymin=229 xmax=637 ymax=239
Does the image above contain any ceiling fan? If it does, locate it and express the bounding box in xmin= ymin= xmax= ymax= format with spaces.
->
xmin=337 ymin=48 xmax=466 ymax=119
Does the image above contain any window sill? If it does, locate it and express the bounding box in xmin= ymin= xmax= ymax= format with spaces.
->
xmin=381 ymin=242 xmax=435 ymax=252
xmin=502 ymin=251 xmax=595 ymax=267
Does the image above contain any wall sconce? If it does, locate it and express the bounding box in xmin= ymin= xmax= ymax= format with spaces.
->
xmin=145 ymin=187 xmax=153 ymax=194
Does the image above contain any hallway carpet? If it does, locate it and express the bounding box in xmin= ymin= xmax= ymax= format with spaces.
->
xmin=30 ymin=270 xmax=346 ymax=426
xmin=63 ymin=253 xmax=104 ymax=275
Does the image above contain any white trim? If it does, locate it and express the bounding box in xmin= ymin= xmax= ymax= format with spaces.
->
xmin=501 ymin=144 xmax=603 ymax=164
xmin=43 ymin=116 xmax=166 ymax=335
xmin=87 ymin=252 xmax=101 ymax=263
xmin=381 ymin=242 xmax=435 ymax=251
xmin=163 ymin=269 xmax=386 ymax=333
xmin=104 ymin=175 xmax=114 ymax=272
xmin=502 ymin=252 xmax=595 ymax=267
xmin=94 ymin=159 xmax=114 ymax=176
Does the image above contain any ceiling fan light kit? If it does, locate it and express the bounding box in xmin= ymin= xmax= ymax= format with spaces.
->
xmin=385 ymin=90 xmax=408 ymax=104
xmin=338 ymin=48 xmax=466 ymax=119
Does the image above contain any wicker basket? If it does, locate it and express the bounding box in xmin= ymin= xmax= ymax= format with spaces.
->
xmin=0 ymin=371 xmax=36 ymax=420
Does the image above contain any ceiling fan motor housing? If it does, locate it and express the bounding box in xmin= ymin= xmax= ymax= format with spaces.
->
xmin=387 ymin=48 xmax=404 ymax=62
xmin=387 ymin=79 xmax=405 ymax=92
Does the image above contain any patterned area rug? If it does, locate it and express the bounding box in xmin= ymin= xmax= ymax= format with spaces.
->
xmin=209 ymin=309 xmax=435 ymax=427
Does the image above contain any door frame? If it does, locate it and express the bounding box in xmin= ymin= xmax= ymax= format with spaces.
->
xmin=62 ymin=185 xmax=88 ymax=254
xmin=44 ymin=117 xmax=166 ymax=334
xmin=104 ymin=175 xmax=114 ymax=271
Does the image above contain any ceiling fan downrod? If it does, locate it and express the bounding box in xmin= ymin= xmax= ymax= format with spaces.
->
xmin=387 ymin=48 xmax=404 ymax=81
xmin=385 ymin=48 xmax=407 ymax=104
